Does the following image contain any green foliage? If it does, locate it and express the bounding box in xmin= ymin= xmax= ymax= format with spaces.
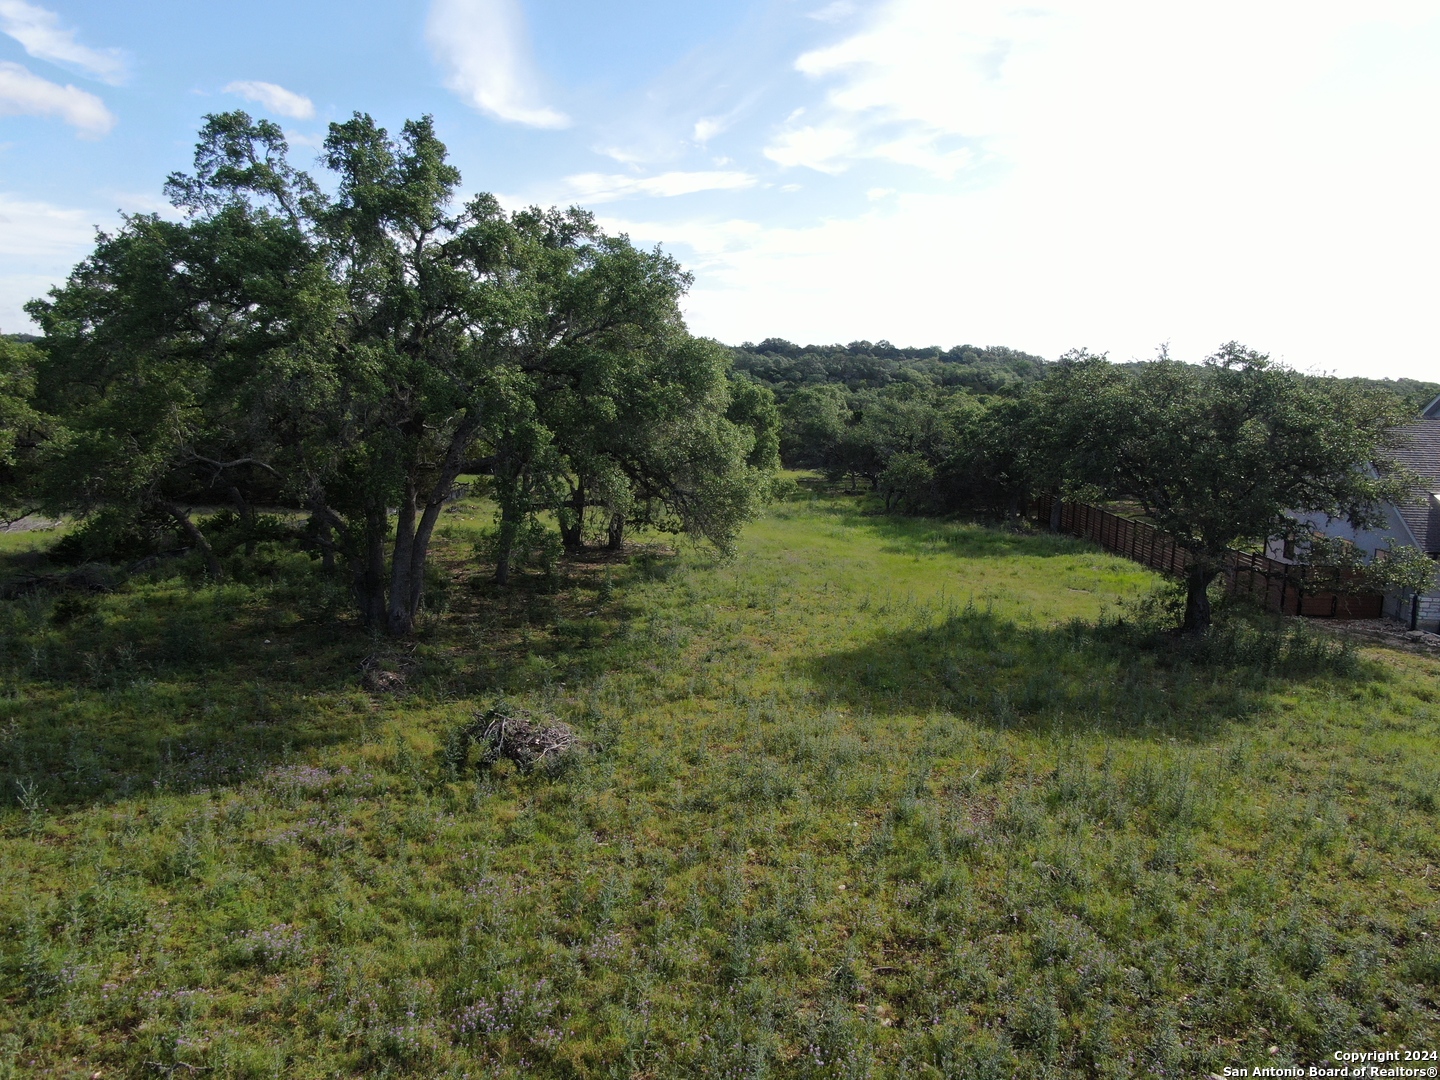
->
xmin=1364 ymin=543 xmax=1440 ymax=598
xmin=21 ymin=111 xmax=776 ymax=634
xmin=475 ymin=517 xmax=563 ymax=581
xmin=49 ymin=508 xmax=182 ymax=566
xmin=734 ymin=338 xmax=1047 ymax=397
xmin=0 ymin=336 xmax=41 ymax=518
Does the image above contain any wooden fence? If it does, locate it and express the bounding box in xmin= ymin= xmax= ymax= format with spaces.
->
xmin=1034 ymin=497 xmax=1384 ymax=619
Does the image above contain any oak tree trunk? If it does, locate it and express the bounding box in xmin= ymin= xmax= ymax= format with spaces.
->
xmin=560 ymin=479 xmax=585 ymax=551
xmin=384 ymin=419 xmax=480 ymax=634
xmin=1181 ymin=565 xmax=1219 ymax=636
xmin=494 ymin=500 xmax=520 ymax=585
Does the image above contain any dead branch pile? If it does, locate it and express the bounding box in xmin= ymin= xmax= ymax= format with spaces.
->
xmin=450 ymin=702 xmax=578 ymax=772
xmin=359 ymin=648 xmax=418 ymax=694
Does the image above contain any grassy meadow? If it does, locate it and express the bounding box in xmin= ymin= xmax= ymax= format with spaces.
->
xmin=2 ymin=482 xmax=1439 ymax=1077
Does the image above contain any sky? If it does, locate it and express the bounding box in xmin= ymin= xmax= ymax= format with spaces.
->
xmin=1 ymin=0 xmax=1438 ymax=380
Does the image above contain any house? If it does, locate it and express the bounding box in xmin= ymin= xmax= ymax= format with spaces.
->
xmin=1265 ymin=394 xmax=1440 ymax=629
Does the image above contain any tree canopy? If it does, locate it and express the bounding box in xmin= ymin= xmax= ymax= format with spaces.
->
xmin=22 ymin=112 xmax=778 ymax=635
xmin=1028 ymin=344 xmax=1414 ymax=633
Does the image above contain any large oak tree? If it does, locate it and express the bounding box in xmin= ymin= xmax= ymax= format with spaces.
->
xmin=29 ymin=112 xmax=775 ymax=634
xmin=1029 ymin=344 xmax=1412 ymax=634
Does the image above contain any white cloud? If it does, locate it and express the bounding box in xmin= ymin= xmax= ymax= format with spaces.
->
xmin=0 ymin=61 xmax=114 ymax=136
xmin=224 ymin=80 xmax=315 ymax=120
xmin=595 ymin=145 xmax=649 ymax=166
xmin=426 ymin=0 xmax=569 ymax=129
xmin=0 ymin=0 xmax=126 ymax=84
xmin=763 ymin=124 xmax=856 ymax=173
xmin=98 ymin=190 xmax=187 ymax=220
xmin=0 ymin=191 xmax=95 ymax=256
xmin=284 ymin=129 xmax=325 ymax=149
xmin=0 ymin=273 xmax=60 ymax=332
xmin=674 ymin=0 xmax=1437 ymax=378
xmin=0 ymin=191 xmax=101 ymax=331
xmin=559 ymin=170 xmax=757 ymax=204
xmin=690 ymin=95 xmax=760 ymax=149
xmin=692 ymin=118 xmax=723 ymax=145
xmin=765 ymin=0 xmax=1035 ymax=178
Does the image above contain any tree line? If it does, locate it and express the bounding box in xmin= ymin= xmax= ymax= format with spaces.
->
xmin=0 ymin=113 xmax=780 ymax=636
xmin=731 ymin=339 xmax=1048 ymax=397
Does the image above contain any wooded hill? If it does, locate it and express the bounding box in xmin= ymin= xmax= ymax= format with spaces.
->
xmin=730 ymin=339 xmax=1048 ymax=398
xmin=730 ymin=336 xmax=1440 ymax=412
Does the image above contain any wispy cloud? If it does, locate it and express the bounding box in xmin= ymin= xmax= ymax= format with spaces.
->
xmin=0 ymin=61 xmax=114 ymax=137
xmin=284 ymin=129 xmax=325 ymax=150
xmin=692 ymin=118 xmax=724 ymax=145
xmin=0 ymin=190 xmax=95 ymax=256
xmin=807 ymin=2 xmax=857 ymax=23
xmin=614 ymin=1 xmax=1440 ymax=377
xmin=560 ymin=170 xmax=757 ymax=204
xmin=223 ymin=80 xmax=315 ymax=120
xmin=0 ymin=191 xmax=113 ymax=332
xmin=763 ymin=0 xmax=1028 ymax=179
xmin=763 ymin=122 xmax=856 ymax=173
xmin=426 ymin=0 xmax=569 ymax=129
xmin=0 ymin=0 xmax=126 ymax=84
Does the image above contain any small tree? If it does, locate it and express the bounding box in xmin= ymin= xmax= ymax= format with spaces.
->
xmin=1031 ymin=344 xmax=1412 ymax=635
xmin=1364 ymin=544 xmax=1439 ymax=629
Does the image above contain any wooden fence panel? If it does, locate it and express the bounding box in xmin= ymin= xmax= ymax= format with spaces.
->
xmin=1033 ymin=496 xmax=1384 ymax=620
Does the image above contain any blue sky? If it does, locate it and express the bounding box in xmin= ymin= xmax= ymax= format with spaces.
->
xmin=2 ymin=0 xmax=1439 ymax=380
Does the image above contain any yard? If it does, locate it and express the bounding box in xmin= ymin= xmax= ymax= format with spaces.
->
xmin=2 ymin=483 xmax=1438 ymax=1077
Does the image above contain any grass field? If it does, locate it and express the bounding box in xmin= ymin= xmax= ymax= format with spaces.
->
xmin=2 ymin=483 xmax=1438 ymax=1078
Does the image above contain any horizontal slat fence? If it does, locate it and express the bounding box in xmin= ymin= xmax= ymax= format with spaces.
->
xmin=1034 ymin=496 xmax=1384 ymax=619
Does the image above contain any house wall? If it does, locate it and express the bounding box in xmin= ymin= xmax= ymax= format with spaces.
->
xmin=1264 ymin=503 xmax=1418 ymax=564
xmin=1269 ymin=505 xmax=1439 ymax=629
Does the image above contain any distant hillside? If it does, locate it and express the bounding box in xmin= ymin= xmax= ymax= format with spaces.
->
xmin=729 ymin=338 xmax=1048 ymax=399
xmin=1341 ymin=376 xmax=1440 ymax=415
xmin=733 ymin=337 xmax=1439 ymax=412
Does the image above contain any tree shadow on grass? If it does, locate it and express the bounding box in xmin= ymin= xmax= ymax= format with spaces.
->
xmin=0 ymin=570 xmax=375 ymax=810
xmin=0 ymin=535 xmax=692 ymax=810
xmin=795 ymin=605 xmax=1385 ymax=741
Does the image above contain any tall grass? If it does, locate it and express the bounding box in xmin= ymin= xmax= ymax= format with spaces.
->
xmin=1 ymin=485 xmax=1437 ymax=1077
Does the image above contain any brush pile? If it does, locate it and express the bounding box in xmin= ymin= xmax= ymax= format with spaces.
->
xmin=447 ymin=701 xmax=579 ymax=773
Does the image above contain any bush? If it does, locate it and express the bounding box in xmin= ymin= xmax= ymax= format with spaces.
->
xmin=50 ymin=509 xmax=181 ymax=565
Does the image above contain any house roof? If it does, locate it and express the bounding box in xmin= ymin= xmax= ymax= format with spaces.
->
xmin=1392 ymin=394 xmax=1440 ymax=552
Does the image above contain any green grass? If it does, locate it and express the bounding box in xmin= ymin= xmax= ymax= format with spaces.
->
xmin=2 ymin=483 xmax=1438 ymax=1078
